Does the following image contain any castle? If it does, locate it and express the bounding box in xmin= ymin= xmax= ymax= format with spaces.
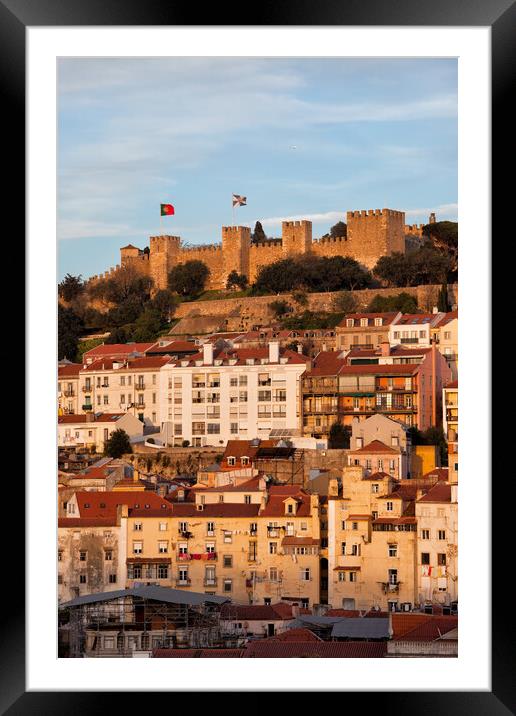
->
xmin=89 ymin=208 xmax=429 ymax=292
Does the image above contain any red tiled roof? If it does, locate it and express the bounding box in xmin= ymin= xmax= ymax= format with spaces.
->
xmin=170 ymin=346 xmax=308 ymax=367
xmin=326 ymin=609 xmax=388 ymax=618
xmin=145 ymin=340 xmax=198 ymax=354
xmin=417 ymin=482 xmax=452 ymax=503
xmin=199 ymin=478 xmax=262 ymax=493
xmin=58 ymin=517 xmax=118 ymax=528
xmin=272 ymin=628 xmax=322 ymax=642
xmin=81 ymin=356 xmax=171 ymax=372
xmin=244 ymin=641 xmax=387 ymax=658
xmin=153 ymin=649 xmax=245 ymax=658
xmin=83 ymin=342 xmax=155 ymax=358
xmin=434 ymin=311 xmax=458 ymax=327
xmin=362 ymin=471 xmax=394 ymax=481
xmin=167 ymin=503 xmax=260 ymax=518
xmin=350 ymin=440 xmax=399 ymax=455
xmin=394 ymin=313 xmax=439 ymax=326
xmin=75 ymin=491 xmax=172 ymax=518
xmin=58 ymin=363 xmax=82 ymax=377
xmin=393 ymin=615 xmax=458 ymax=641
xmin=422 ymin=467 xmax=449 ymax=481
xmin=444 ymin=380 xmax=458 ymax=389
xmin=58 ymin=413 xmax=127 ymax=424
xmin=338 ymin=312 xmax=400 ymax=328
xmin=307 ymin=352 xmax=420 ymax=377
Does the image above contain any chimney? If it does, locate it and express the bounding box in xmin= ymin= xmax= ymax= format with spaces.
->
xmin=268 ymin=341 xmax=280 ymax=363
xmin=203 ymin=342 xmax=213 ymax=365
xmin=297 ymin=343 xmax=303 ymax=354
xmin=380 ymin=341 xmax=391 ymax=357
xmin=85 ymin=412 xmax=95 ymax=423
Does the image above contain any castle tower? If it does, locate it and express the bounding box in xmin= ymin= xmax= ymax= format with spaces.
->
xmin=429 ymin=212 xmax=436 ymax=224
xmin=282 ymin=220 xmax=312 ymax=256
xmin=346 ymin=208 xmax=405 ymax=269
xmin=149 ymin=235 xmax=181 ymax=291
xmin=222 ymin=226 xmax=251 ymax=282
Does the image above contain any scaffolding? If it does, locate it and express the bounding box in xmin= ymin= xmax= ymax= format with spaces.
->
xmin=62 ymin=588 xmax=228 ymax=658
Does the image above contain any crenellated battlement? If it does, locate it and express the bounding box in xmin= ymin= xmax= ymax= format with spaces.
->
xmin=98 ymin=205 xmax=408 ymax=292
xmin=180 ymin=244 xmax=222 ymax=253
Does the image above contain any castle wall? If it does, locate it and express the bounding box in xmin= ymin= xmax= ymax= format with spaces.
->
xmin=249 ymin=240 xmax=284 ymax=283
xmin=177 ymin=245 xmax=224 ymax=290
xmin=222 ymin=226 xmax=250 ymax=286
xmin=347 ymin=209 xmax=405 ymax=268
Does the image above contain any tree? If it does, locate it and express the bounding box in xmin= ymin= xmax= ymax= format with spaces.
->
xmin=226 ymin=270 xmax=248 ymax=291
xmin=58 ymin=304 xmax=84 ymax=360
xmin=104 ymin=428 xmax=132 ymax=458
xmin=251 ymin=221 xmax=267 ymax=243
xmin=373 ymin=252 xmax=413 ymax=287
xmin=422 ymin=221 xmax=458 ymax=273
xmin=151 ymin=289 xmax=180 ymax=321
xmin=332 ymin=290 xmax=357 ymax=313
xmin=106 ymin=325 xmax=134 ymax=344
xmin=132 ymin=307 xmax=164 ymax=342
xmin=330 ymin=221 xmax=347 ymax=239
xmin=168 ymin=260 xmax=210 ymax=297
xmin=373 ymin=248 xmax=451 ymax=287
xmin=269 ymin=299 xmax=291 ymax=318
xmin=328 ymin=422 xmax=351 ymax=449
xmin=58 ymin=273 xmax=84 ymax=302
xmin=253 ymin=258 xmax=299 ymax=293
xmin=437 ymin=281 xmax=450 ymax=312
xmin=408 ymin=425 xmax=448 ymax=467
xmin=367 ymin=292 xmax=419 ymax=314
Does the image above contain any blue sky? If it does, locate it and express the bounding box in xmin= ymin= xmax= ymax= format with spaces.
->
xmin=58 ymin=58 xmax=457 ymax=280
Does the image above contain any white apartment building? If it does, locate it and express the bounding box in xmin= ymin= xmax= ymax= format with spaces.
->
xmin=78 ymin=356 xmax=170 ymax=427
xmin=160 ymin=342 xmax=309 ymax=447
xmin=58 ymin=363 xmax=81 ymax=415
xmin=57 ymin=412 xmax=144 ymax=452
xmin=415 ymin=482 xmax=458 ymax=608
xmin=389 ymin=313 xmax=444 ymax=349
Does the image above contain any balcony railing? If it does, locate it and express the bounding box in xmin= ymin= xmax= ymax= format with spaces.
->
xmin=82 ymin=404 xmax=93 ymax=411
xmin=135 ymin=403 xmax=145 ymax=409
xmin=176 ymin=578 xmax=191 ymax=586
xmin=81 ymin=386 xmax=92 ymax=392
xmin=64 ymin=390 xmax=75 ymax=397
xmin=203 ymin=578 xmax=218 ymax=587
xmin=135 ymin=383 xmax=145 ymax=391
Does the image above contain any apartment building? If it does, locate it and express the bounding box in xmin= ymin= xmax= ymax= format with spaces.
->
xmin=327 ymin=466 xmax=419 ymax=612
xmin=79 ymin=356 xmax=170 ymax=427
xmin=160 ymin=342 xmax=309 ymax=447
xmin=57 ymin=412 xmax=143 ymax=452
xmin=66 ymin=478 xmax=321 ymax=607
xmin=415 ymin=482 xmax=458 ymax=609
xmin=389 ymin=313 xmax=444 ymax=348
xmin=434 ymin=311 xmax=458 ymax=380
xmin=336 ymin=313 xmax=401 ymax=351
xmin=58 ymin=503 xmax=128 ymax=603
xmin=443 ymin=381 xmax=458 ymax=441
xmin=302 ymin=348 xmax=452 ymax=438
xmin=58 ymin=363 xmax=82 ymax=415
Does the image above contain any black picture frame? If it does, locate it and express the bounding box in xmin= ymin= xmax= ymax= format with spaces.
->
xmin=5 ymin=0 xmax=509 ymax=710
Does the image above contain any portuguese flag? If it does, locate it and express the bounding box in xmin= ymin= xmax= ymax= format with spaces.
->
xmin=160 ymin=203 xmax=175 ymax=216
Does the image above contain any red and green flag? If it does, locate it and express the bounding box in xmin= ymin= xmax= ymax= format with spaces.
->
xmin=160 ymin=203 xmax=175 ymax=216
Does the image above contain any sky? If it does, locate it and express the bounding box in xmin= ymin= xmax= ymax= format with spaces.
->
xmin=57 ymin=57 xmax=457 ymax=280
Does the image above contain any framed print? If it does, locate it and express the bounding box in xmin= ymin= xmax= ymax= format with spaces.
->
xmin=3 ymin=0 xmax=510 ymax=709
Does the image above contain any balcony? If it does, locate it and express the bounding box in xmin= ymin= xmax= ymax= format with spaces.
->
xmin=82 ymin=404 xmax=93 ymax=411
xmin=203 ymin=578 xmax=218 ymax=587
xmin=247 ymin=554 xmax=257 ymax=562
xmin=192 ymin=382 xmax=206 ymax=389
xmin=81 ymin=386 xmax=92 ymax=393
xmin=135 ymin=403 xmax=145 ymax=409
xmin=176 ymin=554 xmax=191 ymax=561
xmin=176 ymin=578 xmax=191 ymax=586
xmin=64 ymin=390 xmax=75 ymax=397
xmin=135 ymin=383 xmax=145 ymax=391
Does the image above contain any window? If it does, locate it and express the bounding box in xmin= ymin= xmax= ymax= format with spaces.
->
xmin=300 ymin=568 xmax=311 ymax=581
xmin=437 ymin=553 xmax=447 ymax=566
xmin=133 ymin=541 xmax=143 ymax=554
xmin=218 ymin=494 xmax=224 ymax=503
xmin=269 ymin=567 xmax=278 ymax=581
xmin=386 ymin=502 xmax=393 ymax=512
xmin=223 ymin=579 xmax=232 ymax=593
xmin=421 ymin=553 xmax=430 ymax=565
xmin=207 ymin=522 xmax=215 ymax=535
xmin=388 ymin=569 xmax=398 ymax=585
xmin=108 ymin=573 xmax=117 ymax=583
xmin=438 ymin=530 xmax=446 ymax=540
xmin=58 ymin=551 xmax=63 ymax=562
xmin=341 ymin=542 xmax=346 ymax=555
xmin=388 ymin=544 xmax=398 ymax=558
xmin=227 ymin=457 xmax=236 ymax=466
xmin=223 ymin=555 xmax=233 ymax=568
xmin=351 ymin=544 xmax=360 ymax=556
xmin=269 ymin=542 xmax=277 ymax=554
xmin=244 ymin=495 xmax=251 ymax=504
xmin=79 ymin=551 xmax=87 ymax=562
xmin=79 ymin=574 xmax=87 ymax=584
xmin=58 ymin=575 xmax=63 ymax=584
xmin=159 ymin=522 xmax=168 ymax=532
xmin=372 ymin=484 xmax=379 ymax=493
xmin=158 ymin=565 xmax=168 ymax=579
xmin=349 ymin=571 xmax=357 ymax=582
xmin=179 ymin=522 xmax=188 ymax=533
xmin=158 ymin=541 xmax=168 ymax=554
xmin=352 ymin=522 xmax=358 ymax=530
xmin=223 ymin=531 xmax=232 ymax=543
xmin=421 ymin=529 xmax=430 ymax=540
xmin=206 ymin=542 xmax=216 ymax=554
xmin=230 ymin=423 xmax=238 ymax=434
xmin=134 ymin=522 xmax=142 ymax=531
xmin=105 ymin=550 xmax=113 ymax=561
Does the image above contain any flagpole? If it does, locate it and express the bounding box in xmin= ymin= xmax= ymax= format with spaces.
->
xmin=232 ymin=196 xmax=235 ymax=226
